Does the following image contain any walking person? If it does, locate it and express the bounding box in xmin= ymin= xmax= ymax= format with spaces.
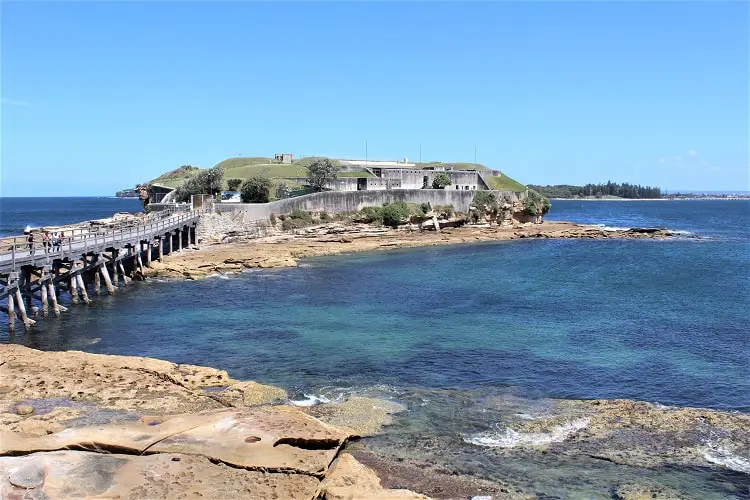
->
xmin=52 ymin=232 xmax=61 ymax=252
xmin=42 ymin=231 xmax=51 ymax=254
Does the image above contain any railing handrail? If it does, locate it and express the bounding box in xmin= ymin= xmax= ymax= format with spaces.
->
xmin=0 ymin=208 xmax=205 ymax=269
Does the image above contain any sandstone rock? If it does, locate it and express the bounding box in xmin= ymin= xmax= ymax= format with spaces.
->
xmin=318 ymin=453 xmax=429 ymax=499
xmin=15 ymin=405 xmax=33 ymax=416
xmin=306 ymin=396 xmax=405 ymax=436
xmin=2 ymin=408 xmax=352 ymax=476
xmin=0 ymin=451 xmax=318 ymax=499
xmin=219 ymin=380 xmax=288 ymax=406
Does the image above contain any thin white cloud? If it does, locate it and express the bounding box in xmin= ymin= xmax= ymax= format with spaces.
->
xmin=688 ymin=149 xmax=698 ymax=157
xmin=1 ymin=98 xmax=32 ymax=107
xmin=658 ymin=158 xmax=665 ymax=164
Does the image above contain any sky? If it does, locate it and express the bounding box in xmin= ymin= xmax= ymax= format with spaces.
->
xmin=1 ymin=1 xmax=748 ymax=196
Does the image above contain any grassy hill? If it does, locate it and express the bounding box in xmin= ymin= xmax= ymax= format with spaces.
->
xmin=147 ymin=156 xmax=526 ymax=192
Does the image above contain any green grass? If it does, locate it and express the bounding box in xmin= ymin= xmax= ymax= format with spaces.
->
xmin=223 ymin=164 xmax=308 ymax=179
xmin=292 ymin=156 xmax=342 ymax=167
xmin=215 ymin=157 xmax=279 ymax=169
xmin=482 ymin=173 xmax=527 ymax=192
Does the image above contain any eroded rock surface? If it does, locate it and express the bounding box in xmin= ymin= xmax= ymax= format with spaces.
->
xmin=0 ymin=451 xmax=320 ymax=500
xmin=0 ymin=346 xmax=429 ymax=499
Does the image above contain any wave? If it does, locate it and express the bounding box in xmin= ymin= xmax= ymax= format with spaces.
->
xmin=465 ymin=418 xmax=590 ymax=448
xmin=595 ymin=224 xmax=631 ymax=231
xmin=289 ymin=394 xmax=335 ymax=407
xmin=702 ymin=444 xmax=750 ymax=474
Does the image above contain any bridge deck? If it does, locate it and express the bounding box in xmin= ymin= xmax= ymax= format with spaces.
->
xmin=0 ymin=210 xmax=203 ymax=274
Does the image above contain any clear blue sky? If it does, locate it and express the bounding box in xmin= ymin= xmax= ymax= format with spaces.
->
xmin=2 ymin=1 xmax=748 ymax=196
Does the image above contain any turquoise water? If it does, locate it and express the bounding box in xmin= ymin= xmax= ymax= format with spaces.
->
xmin=2 ymin=199 xmax=749 ymax=497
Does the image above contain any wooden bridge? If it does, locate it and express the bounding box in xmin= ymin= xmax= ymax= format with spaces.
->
xmin=0 ymin=209 xmax=204 ymax=332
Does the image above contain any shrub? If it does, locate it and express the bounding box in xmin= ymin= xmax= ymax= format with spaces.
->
xmin=432 ymin=172 xmax=452 ymax=189
xmin=419 ymin=202 xmax=431 ymax=215
xmin=435 ymin=205 xmax=454 ymax=217
xmin=524 ymin=189 xmax=551 ymax=216
xmin=269 ymin=213 xmax=277 ymax=226
xmin=357 ymin=206 xmax=383 ymax=224
xmin=380 ymin=202 xmax=410 ymax=228
xmin=240 ymin=176 xmax=272 ymax=203
xmin=319 ymin=212 xmax=330 ymax=221
xmin=307 ymin=159 xmax=338 ymax=192
xmin=290 ymin=208 xmax=312 ymax=221
xmin=227 ymin=178 xmax=243 ymax=191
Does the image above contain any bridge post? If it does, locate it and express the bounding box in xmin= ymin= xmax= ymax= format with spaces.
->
xmin=157 ymin=237 xmax=163 ymax=262
xmin=74 ymin=261 xmax=91 ymax=304
xmin=178 ymin=229 xmax=182 ymax=252
xmin=111 ymin=251 xmax=119 ymax=287
xmin=168 ymin=232 xmax=173 ymax=254
xmin=93 ymin=256 xmax=102 ymax=296
xmin=99 ymin=253 xmax=117 ymax=295
xmin=7 ymin=272 xmax=18 ymax=332
xmin=12 ymin=270 xmax=35 ymax=328
xmin=40 ymin=265 xmax=52 ymax=317
xmin=48 ymin=279 xmax=62 ymax=315
xmin=68 ymin=264 xmax=79 ymax=305
xmin=146 ymin=241 xmax=152 ymax=267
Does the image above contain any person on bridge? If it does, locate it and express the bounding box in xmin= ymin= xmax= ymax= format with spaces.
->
xmin=52 ymin=232 xmax=61 ymax=252
xmin=42 ymin=231 xmax=51 ymax=254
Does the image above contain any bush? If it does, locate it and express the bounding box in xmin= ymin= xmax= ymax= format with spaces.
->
xmin=240 ymin=176 xmax=272 ymax=203
xmin=319 ymin=212 xmax=330 ymax=221
xmin=524 ymin=189 xmax=551 ymax=216
xmin=227 ymin=178 xmax=243 ymax=191
xmin=290 ymin=208 xmax=312 ymax=221
xmin=435 ymin=205 xmax=454 ymax=217
xmin=419 ymin=202 xmax=431 ymax=215
xmin=432 ymin=172 xmax=452 ymax=189
xmin=381 ymin=201 xmax=410 ymax=228
xmin=269 ymin=213 xmax=277 ymax=226
xmin=355 ymin=206 xmax=382 ymax=224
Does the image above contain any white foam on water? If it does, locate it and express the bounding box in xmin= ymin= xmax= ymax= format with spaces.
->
xmin=702 ymin=445 xmax=750 ymax=474
xmin=289 ymin=394 xmax=334 ymax=407
xmin=465 ymin=418 xmax=590 ymax=448
xmin=595 ymin=224 xmax=631 ymax=231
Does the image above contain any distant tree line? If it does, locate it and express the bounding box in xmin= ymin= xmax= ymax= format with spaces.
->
xmin=528 ymin=182 xmax=662 ymax=199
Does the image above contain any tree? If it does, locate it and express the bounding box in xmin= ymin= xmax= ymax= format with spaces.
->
xmin=307 ymin=159 xmax=338 ymax=192
xmin=240 ymin=176 xmax=272 ymax=203
xmin=432 ymin=172 xmax=452 ymax=189
xmin=524 ymin=189 xmax=551 ymax=219
xmin=275 ymin=182 xmax=292 ymax=200
xmin=174 ymin=166 xmax=225 ymax=202
xmin=227 ymin=178 xmax=243 ymax=191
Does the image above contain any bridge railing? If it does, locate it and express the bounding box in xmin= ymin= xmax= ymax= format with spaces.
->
xmin=0 ymin=209 xmax=204 ymax=270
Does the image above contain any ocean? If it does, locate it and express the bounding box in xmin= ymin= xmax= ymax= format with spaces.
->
xmin=1 ymin=197 xmax=748 ymax=497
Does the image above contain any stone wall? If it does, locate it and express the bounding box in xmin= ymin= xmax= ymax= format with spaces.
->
xmin=196 ymin=212 xmax=274 ymax=244
xmin=215 ymin=189 xmax=526 ymax=222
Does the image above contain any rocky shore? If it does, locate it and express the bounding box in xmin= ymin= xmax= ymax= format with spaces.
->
xmin=143 ymin=220 xmax=680 ymax=280
xmin=2 ymin=346 xmax=747 ymax=499
xmin=0 ymin=345 xmax=425 ymax=499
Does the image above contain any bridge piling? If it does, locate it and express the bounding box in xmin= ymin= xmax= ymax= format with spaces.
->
xmin=7 ymin=282 xmax=16 ymax=332
xmin=99 ymin=255 xmax=116 ymax=295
